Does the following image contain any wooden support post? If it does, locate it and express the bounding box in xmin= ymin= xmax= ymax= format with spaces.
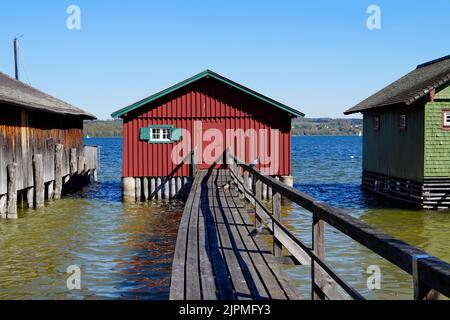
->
xmin=268 ymin=183 xmax=273 ymax=200
xmin=150 ymin=178 xmax=156 ymax=200
xmin=176 ymin=177 xmax=182 ymax=198
xmin=33 ymin=154 xmax=45 ymax=209
xmin=26 ymin=187 xmax=34 ymax=208
xmin=157 ymin=177 xmax=162 ymax=199
xmin=262 ymin=183 xmax=268 ymax=200
xmin=0 ymin=194 xmax=7 ymax=219
xmin=70 ymin=148 xmax=77 ymax=175
xmin=93 ymin=169 xmax=98 ymax=183
xmin=272 ymin=190 xmax=282 ymax=257
xmin=164 ymin=178 xmax=170 ymax=199
xmin=6 ymin=163 xmax=18 ymax=218
xmin=312 ymin=212 xmax=326 ymax=300
xmin=122 ymin=177 xmax=136 ymax=202
xmin=143 ymin=178 xmax=149 ymax=201
xmin=77 ymin=156 xmax=85 ymax=175
xmin=54 ymin=144 xmax=63 ymax=200
xmin=47 ymin=181 xmax=54 ymax=200
xmin=170 ymin=177 xmax=176 ymax=199
xmin=135 ymin=177 xmax=141 ymax=202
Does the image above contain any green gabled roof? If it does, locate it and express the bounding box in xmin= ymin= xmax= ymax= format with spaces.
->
xmin=111 ymin=70 xmax=305 ymax=119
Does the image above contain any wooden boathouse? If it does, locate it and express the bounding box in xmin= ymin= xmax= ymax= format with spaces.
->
xmin=111 ymin=70 xmax=304 ymax=201
xmin=0 ymin=72 xmax=99 ymax=219
xmin=345 ymin=55 xmax=450 ymax=209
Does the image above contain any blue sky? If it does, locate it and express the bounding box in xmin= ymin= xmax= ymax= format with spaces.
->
xmin=0 ymin=1 xmax=449 ymax=120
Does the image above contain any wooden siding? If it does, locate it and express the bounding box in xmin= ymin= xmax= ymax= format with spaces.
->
xmin=435 ymin=83 xmax=450 ymax=99
xmin=362 ymin=104 xmax=425 ymax=182
xmin=122 ymin=78 xmax=292 ymax=178
xmin=0 ymin=104 xmax=84 ymax=194
xmin=424 ymin=99 xmax=450 ymax=178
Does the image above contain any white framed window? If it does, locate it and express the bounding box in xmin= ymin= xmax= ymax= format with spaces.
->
xmin=150 ymin=127 xmax=172 ymax=142
xmin=443 ymin=110 xmax=450 ymax=129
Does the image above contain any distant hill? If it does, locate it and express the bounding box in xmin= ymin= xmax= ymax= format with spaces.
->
xmin=84 ymin=118 xmax=363 ymax=137
xmin=292 ymin=118 xmax=363 ymax=136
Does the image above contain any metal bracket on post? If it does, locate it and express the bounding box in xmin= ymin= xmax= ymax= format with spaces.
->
xmin=412 ymin=254 xmax=429 ymax=300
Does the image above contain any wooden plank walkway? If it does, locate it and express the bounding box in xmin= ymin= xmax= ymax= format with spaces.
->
xmin=170 ymin=169 xmax=299 ymax=300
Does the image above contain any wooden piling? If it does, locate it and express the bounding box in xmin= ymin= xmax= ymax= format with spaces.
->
xmin=143 ymin=178 xmax=149 ymax=201
xmin=93 ymin=169 xmax=98 ymax=182
xmin=78 ymin=156 xmax=85 ymax=175
xmin=70 ymin=148 xmax=77 ymax=175
xmin=135 ymin=177 xmax=142 ymax=201
xmin=7 ymin=163 xmax=18 ymax=218
xmin=150 ymin=178 xmax=156 ymax=200
xmin=33 ymin=154 xmax=45 ymax=209
xmin=0 ymin=194 xmax=7 ymax=219
xmin=47 ymin=181 xmax=54 ymax=200
xmin=26 ymin=187 xmax=34 ymax=208
xmin=176 ymin=177 xmax=182 ymax=198
xmin=170 ymin=177 xmax=176 ymax=199
xmin=157 ymin=177 xmax=162 ymax=199
xmin=54 ymin=144 xmax=63 ymax=200
xmin=164 ymin=178 xmax=170 ymax=199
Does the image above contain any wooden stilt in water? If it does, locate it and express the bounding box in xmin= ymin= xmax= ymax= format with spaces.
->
xmin=54 ymin=144 xmax=63 ymax=200
xmin=47 ymin=181 xmax=55 ymax=200
xmin=70 ymin=148 xmax=77 ymax=176
xmin=0 ymin=194 xmax=7 ymax=219
xmin=26 ymin=187 xmax=34 ymax=208
xmin=93 ymin=169 xmax=98 ymax=182
xmin=135 ymin=178 xmax=142 ymax=201
xmin=33 ymin=154 xmax=45 ymax=209
xmin=122 ymin=177 xmax=136 ymax=202
xmin=150 ymin=178 xmax=156 ymax=200
xmin=157 ymin=177 xmax=162 ymax=199
xmin=164 ymin=178 xmax=170 ymax=199
xmin=262 ymin=183 xmax=268 ymax=200
xmin=170 ymin=177 xmax=176 ymax=199
xmin=7 ymin=163 xmax=18 ymax=218
xmin=176 ymin=177 xmax=182 ymax=198
xmin=143 ymin=178 xmax=149 ymax=201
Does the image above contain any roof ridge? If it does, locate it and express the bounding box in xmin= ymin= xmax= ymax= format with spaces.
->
xmin=417 ymin=54 xmax=450 ymax=69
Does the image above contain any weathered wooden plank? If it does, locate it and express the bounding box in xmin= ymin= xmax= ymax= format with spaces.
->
xmin=185 ymin=174 xmax=202 ymax=300
xmin=210 ymin=171 xmax=252 ymax=300
xmin=227 ymin=186 xmax=299 ymax=300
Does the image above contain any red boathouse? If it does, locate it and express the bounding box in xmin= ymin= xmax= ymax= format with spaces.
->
xmin=111 ymin=70 xmax=304 ymax=201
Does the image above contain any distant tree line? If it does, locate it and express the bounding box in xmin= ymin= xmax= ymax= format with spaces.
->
xmin=84 ymin=118 xmax=363 ymax=137
xmin=292 ymin=118 xmax=363 ymax=136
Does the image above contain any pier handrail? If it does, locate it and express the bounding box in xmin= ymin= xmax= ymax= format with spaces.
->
xmin=226 ymin=149 xmax=450 ymax=300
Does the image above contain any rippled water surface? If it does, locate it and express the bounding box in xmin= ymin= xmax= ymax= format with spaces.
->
xmin=0 ymin=136 xmax=448 ymax=300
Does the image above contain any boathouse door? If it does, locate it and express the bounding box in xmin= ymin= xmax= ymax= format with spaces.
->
xmin=199 ymin=120 xmax=226 ymax=170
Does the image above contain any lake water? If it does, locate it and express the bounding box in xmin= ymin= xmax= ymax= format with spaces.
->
xmin=0 ymin=136 xmax=448 ymax=300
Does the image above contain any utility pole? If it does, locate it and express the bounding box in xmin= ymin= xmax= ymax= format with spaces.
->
xmin=13 ymin=36 xmax=19 ymax=80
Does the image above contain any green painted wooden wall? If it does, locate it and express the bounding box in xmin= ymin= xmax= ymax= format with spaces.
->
xmin=424 ymin=85 xmax=450 ymax=178
xmin=362 ymin=104 xmax=425 ymax=182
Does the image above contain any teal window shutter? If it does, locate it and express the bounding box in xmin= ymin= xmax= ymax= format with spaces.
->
xmin=140 ymin=127 xmax=150 ymax=141
xmin=171 ymin=128 xmax=183 ymax=142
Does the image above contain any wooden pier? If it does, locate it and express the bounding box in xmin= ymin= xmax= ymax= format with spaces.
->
xmin=170 ymin=150 xmax=450 ymax=300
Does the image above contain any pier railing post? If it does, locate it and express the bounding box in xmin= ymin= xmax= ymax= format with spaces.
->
xmin=272 ymin=189 xmax=283 ymax=257
xmin=312 ymin=210 xmax=326 ymax=300
xmin=412 ymin=255 xmax=440 ymax=300
xmin=254 ymin=176 xmax=263 ymax=229
xmin=243 ymin=169 xmax=249 ymax=203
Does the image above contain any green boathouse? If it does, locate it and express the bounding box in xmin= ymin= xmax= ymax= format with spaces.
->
xmin=345 ymin=55 xmax=450 ymax=209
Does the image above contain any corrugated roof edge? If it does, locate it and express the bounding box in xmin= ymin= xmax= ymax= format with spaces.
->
xmin=111 ymin=70 xmax=305 ymax=119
